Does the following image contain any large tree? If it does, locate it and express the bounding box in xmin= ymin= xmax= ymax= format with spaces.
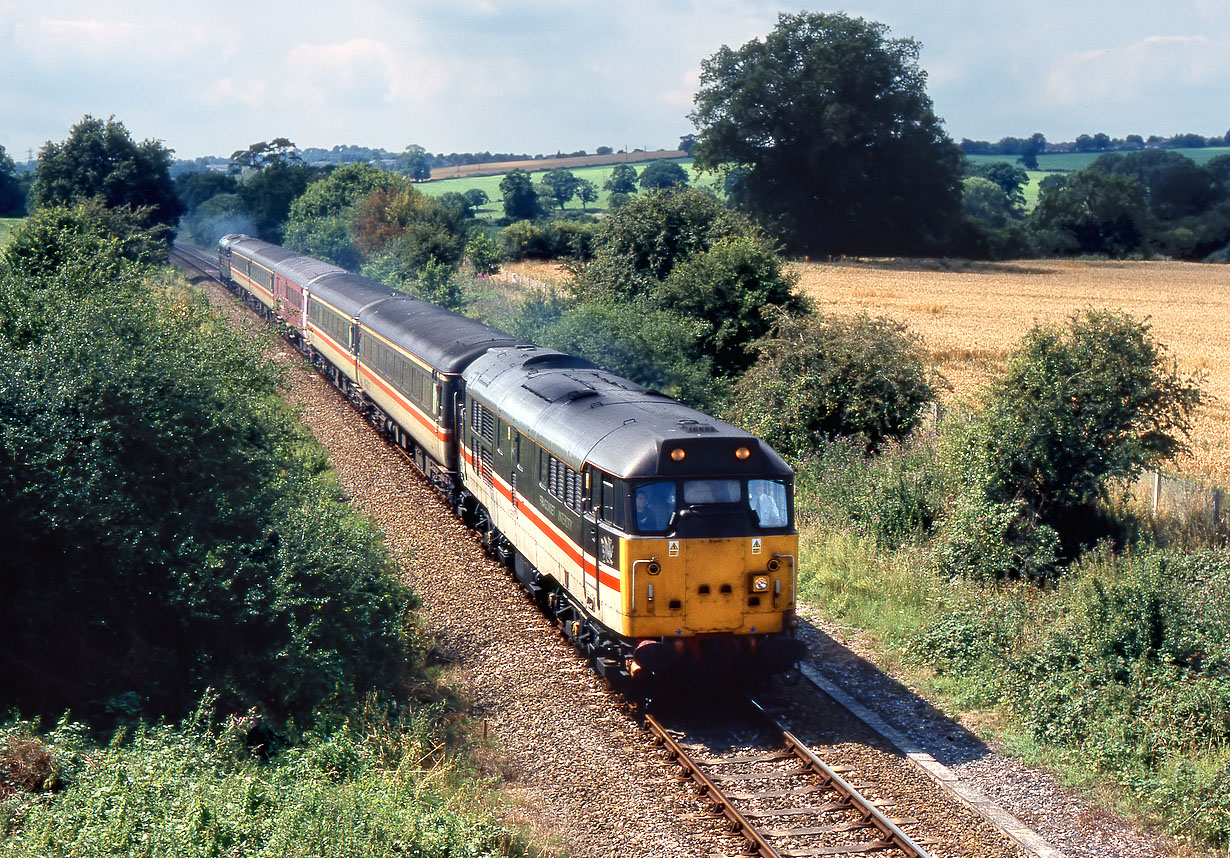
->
xmin=31 ymin=115 xmax=183 ymax=236
xmin=690 ymin=12 xmax=962 ymax=257
xmin=499 ymin=169 xmax=542 ymax=221
xmin=539 ymin=168 xmax=580 ymax=210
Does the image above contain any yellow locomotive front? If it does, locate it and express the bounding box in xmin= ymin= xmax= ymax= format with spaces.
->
xmin=590 ymin=437 xmax=807 ymax=681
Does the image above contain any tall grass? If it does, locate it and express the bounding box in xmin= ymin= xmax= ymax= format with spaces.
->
xmin=1 ymin=697 xmax=532 ymax=858
xmin=794 ymin=430 xmax=1230 ymax=848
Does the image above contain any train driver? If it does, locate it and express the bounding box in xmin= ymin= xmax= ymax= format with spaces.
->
xmin=635 ymin=482 xmax=676 ymax=532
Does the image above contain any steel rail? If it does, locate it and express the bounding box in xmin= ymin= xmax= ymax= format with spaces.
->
xmin=644 ymin=712 xmax=783 ymax=858
xmin=645 ymin=703 xmax=935 ymax=858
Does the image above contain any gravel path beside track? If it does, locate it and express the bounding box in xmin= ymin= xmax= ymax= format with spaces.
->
xmin=191 ymin=268 xmax=1190 ymax=858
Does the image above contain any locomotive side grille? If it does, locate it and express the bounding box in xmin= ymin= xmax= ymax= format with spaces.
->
xmin=480 ymin=447 xmax=494 ymax=486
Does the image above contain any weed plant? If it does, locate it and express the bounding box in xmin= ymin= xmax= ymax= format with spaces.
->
xmin=795 ymin=430 xmax=1230 ymax=848
xmin=0 ymin=697 xmax=531 ymax=858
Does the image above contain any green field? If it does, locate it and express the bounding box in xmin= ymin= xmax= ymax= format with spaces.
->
xmin=0 ymin=217 xmax=22 ymax=246
xmin=966 ymin=147 xmax=1230 ymax=209
xmin=416 ymin=158 xmax=719 ymax=217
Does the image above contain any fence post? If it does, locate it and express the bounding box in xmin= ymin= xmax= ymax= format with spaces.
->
xmin=1214 ymin=486 xmax=1222 ymax=527
xmin=1152 ymin=470 xmax=1161 ymax=517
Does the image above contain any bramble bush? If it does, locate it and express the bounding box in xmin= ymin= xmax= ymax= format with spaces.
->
xmin=904 ymin=549 xmax=1230 ymax=847
xmin=0 ymin=698 xmax=530 ymax=858
xmin=0 ymin=205 xmax=416 ymax=727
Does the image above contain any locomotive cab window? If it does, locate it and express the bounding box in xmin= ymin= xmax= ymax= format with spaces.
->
xmin=597 ymin=476 xmax=627 ymax=530
xmin=634 ymin=481 xmax=676 ymax=533
xmin=682 ymin=479 xmax=741 ymax=506
xmin=749 ymin=478 xmax=789 ymax=528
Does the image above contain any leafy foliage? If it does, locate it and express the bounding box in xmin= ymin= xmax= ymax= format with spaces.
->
xmin=30 ymin=115 xmax=183 ymax=236
xmin=0 ymin=206 xmax=414 ymax=726
xmin=905 ymin=549 xmax=1230 ymax=847
xmin=498 ymin=169 xmax=541 ymax=221
xmin=1030 ymin=171 xmax=1150 ymax=257
xmin=961 ymin=177 xmax=1016 ymax=229
xmin=538 ymin=168 xmax=580 ymax=210
xmin=963 ymin=161 xmax=1029 ymax=211
xmin=355 ymin=186 xmax=471 ymax=293
xmin=960 ymin=309 xmax=1203 ymax=551
xmin=283 ymin=164 xmax=403 ymax=268
xmin=0 ymin=144 xmax=27 ymax=217
xmin=690 ymin=12 xmax=963 ymax=256
xmin=728 ymin=313 xmax=935 ymax=457
xmin=637 ymin=161 xmax=689 ymax=190
xmin=238 ymin=161 xmax=320 ymax=244
xmin=229 ymin=138 xmax=302 ymax=172
xmin=0 ymin=701 xmax=531 ymax=857
xmin=603 ymin=163 xmax=638 ymax=195
xmin=464 ymin=232 xmax=503 ymax=275
xmin=573 ymin=188 xmax=802 ymax=376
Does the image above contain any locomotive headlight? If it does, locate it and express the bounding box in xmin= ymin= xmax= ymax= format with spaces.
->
xmin=670 ymin=448 xmax=686 ymax=462
xmin=735 ymin=446 xmax=751 ymax=460
xmin=751 ymin=574 xmax=770 ymax=593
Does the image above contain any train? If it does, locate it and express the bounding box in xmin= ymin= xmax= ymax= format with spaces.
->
xmin=217 ymin=234 xmax=807 ymax=689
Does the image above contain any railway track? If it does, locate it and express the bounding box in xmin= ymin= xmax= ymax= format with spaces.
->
xmin=170 ymin=243 xmax=1047 ymax=858
xmin=169 ymin=243 xmax=225 ymax=283
xmin=646 ymin=697 xmax=935 ymax=858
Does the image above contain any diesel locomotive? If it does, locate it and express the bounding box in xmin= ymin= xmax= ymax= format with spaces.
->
xmin=217 ymin=234 xmax=807 ymax=687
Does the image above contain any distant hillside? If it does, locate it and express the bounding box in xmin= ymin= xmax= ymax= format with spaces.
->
xmin=428 ymin=149 xmax=686 ymax=181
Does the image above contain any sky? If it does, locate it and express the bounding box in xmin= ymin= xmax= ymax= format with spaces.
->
xmin=2 ymin=1 xmax=1229 ymax=163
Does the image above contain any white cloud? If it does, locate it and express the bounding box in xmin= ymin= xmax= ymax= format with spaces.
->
xmin=1043 ymin=34 xmax=1229 ymax=106
xmin=285 ymin=39 xmax=401 ymax=106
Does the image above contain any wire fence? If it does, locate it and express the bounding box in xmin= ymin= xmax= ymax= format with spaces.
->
xmin=1131 ymin=469 xmax=1226 ymax=545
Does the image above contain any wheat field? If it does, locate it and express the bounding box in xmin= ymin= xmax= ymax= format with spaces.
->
xmin=501 ymin=257 xmax=1230 ymax=483
xmin=795 ymin=258 xmax=1230 ymax=482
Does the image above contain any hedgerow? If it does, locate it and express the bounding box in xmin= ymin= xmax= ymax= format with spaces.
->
xmin=0 ymin=204 xmax=417 ymax=728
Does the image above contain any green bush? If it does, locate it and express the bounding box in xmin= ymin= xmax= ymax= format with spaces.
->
xmin=960 ymin=308 xmax=1203 ymax=554
xmin=0 ymin=206 xmax=416 ymax=727
xmin=465 ymin=232 xmax=502 ymax=275
xmin=935 ymin=494 xmax=1061 ymax=585
xmin=498 ymin=219 xmax=550 ymax=259
xmin=903 ymin=548 xmax=1230 ymax=847
xmin=729 ymin=313 xmax=935 ymax=457
xmin=0 ymin=700 xmax=530 ymax=858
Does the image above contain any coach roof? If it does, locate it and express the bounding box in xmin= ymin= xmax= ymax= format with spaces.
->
xmin=464 ymin=346 xmax=791 ymax=479
xmin=360 ymin=296 xmax=527 ymax=374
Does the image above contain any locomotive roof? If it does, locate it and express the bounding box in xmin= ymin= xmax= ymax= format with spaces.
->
xmin=360 ymin=297 xmax=527 ymax=374
xmin=463 ymin=346 xmax=792 ymax=480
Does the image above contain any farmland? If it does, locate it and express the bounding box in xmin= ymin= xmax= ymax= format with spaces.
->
xmin=505 ymin=256 xmax=1230 ymax=483
xmin=417 ymin=157 xmax=719 ymax=215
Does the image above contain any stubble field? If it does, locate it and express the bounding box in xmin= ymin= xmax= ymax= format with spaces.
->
xmin=504 ymin=257 xmax=1230 ymax=483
